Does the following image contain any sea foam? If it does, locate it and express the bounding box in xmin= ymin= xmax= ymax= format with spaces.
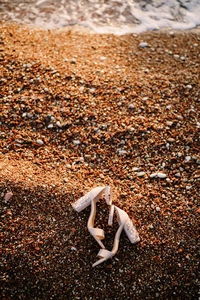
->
xmin=0 ymin=0 xmax=200 ymax=34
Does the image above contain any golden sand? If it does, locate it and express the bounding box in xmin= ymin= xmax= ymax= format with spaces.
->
xmin=0 ymin=22 xmax=199 ymax=298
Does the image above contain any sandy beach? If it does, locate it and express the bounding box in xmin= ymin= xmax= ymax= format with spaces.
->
xmin=0 ymin=22 xmax=199 ymax=299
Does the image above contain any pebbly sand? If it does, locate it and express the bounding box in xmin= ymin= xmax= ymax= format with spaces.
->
xmin=0 ymin=22 xmax=199 ymax=299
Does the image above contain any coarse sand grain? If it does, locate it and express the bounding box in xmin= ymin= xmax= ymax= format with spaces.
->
xmin=0 ymin=22 xmax=199 ymax=299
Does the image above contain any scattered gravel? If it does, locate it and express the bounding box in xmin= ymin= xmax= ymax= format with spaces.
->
xmin=0 ymin=23 xmax=199 ymax=299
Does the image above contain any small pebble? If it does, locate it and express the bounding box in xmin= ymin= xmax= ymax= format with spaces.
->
xmin=27 ymin=113 xmax=33 ymax=118
xmin=137 ymin=171 xmax=146 ymax=177
xmin=128 ymin=103 xmax=135 ymax=109
xmin=167 ymin=138 xmax=175 ymax=143
xmin=157 ymin=172 xmax=167 ymax=179
xmin=4 ymin=191 xmax=13 ymax=202
xmin=71 ymin=246 xmax=77 ymax=251
xmin=185 ymin=156 xmax=191 ymax=162
xmin=142 ymin=97 xmax=148 ymax=101
xmin=175 ymin=173 xmax=181 ymax=178
xmin=73 ymin=140 xmax=81 ymax=145
xmin=117 ymin=149 xmax=127 ymax=155
xmin=139 ymin=42 xmax=148 ymax=48
xmin=161 ymin=162 xmax=165 ymax=169
xmin=166 ymin=121 xmax=173 ymax=126
xmin=71 ymin=58 xmax=76 ymax=64
xmin=186 ymin=186 xmax=192 ymax=190
xmin=78 ymin=157 xmax=84 ymax=162
xmin=133 ymin=167 xmax=140 ymax=172
xmin=36 ymin=139 xmax=44 ymax=145
xmin=150 ymin=173 xmax=157 ymax=178
xmin=56 ymin=121 xmax=62 ymax=127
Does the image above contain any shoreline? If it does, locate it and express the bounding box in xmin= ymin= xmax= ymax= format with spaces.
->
xmin=1 ymin=20 xmax=200 ymax=35
xmin=0 ymin=22 xmax=199 ymax=299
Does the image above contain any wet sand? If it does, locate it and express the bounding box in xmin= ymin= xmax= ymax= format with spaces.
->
xmin=0 ymin=22 xmax=199 ymax=299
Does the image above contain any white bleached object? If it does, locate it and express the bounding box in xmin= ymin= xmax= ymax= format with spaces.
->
xmin=72 ymin=186 xmax=140 ymax=267
xmin=72 ymin=186 xmax=112 ymax=248
xmin=93 ymin=206 xmax=140 ymax=267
